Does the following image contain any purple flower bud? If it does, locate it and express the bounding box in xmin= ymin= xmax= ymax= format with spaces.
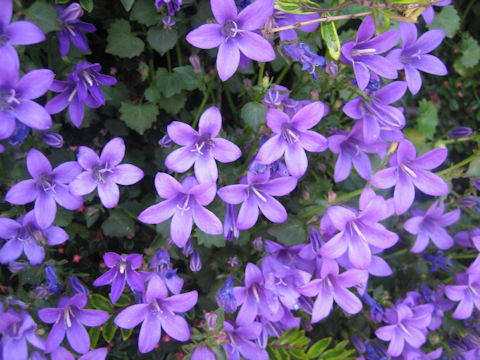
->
xmin=158 ymin=134 xmax=173 ymax=148
xmin=6 ymin=296 xmax=28 ymax=308
xmin=224 ymin=204 xmax=239 ymax=241
xmin=253 ymin=237 xmax=263 ymax=249
xmin=69 ymin=276 xmax=89 ymax=296
xmin=182 ymin=239 xmax=194 ymax=257
xmin=309 ymin=227 xmax=323 ymax=253
xmin=216 ymin=276 xmax=237 ymax=312
xmin=352 ymin=335 xmax=366 ymax=354
xmin=34 ymin=284 xmax=50 ymax=299
xmin=298 ymin=295 xmax=313 ymax=315
xmin=163 ymin=16 xmax=175 ymax=29
xmin=205 ymin=312 xmax=217 ymax=329
xmin=326 ymin=61 xmax=338 ymax=77
xmin=151 ymin=248 xmax=170 ymax=268
xmin=41 ymin=132 xmax=64 ymax=148
xmin=45 ymin=265 xmax=58 ymax=286
xmin=133 ymin=290 xmax=144 ymax=304
xmin=264 ymin=89 xmax=282 ymax=108
xmin=8 ymin=261 xmax=27 ymax=273
xmin=460 ymin=196 xmax=478 ymax=207
xmin=190 ymin=252 xmax=202 ymax=272
xmin=58 ymin=3 xmax=83 ymax=23
xmin=189 ymin=55 xmax=201 ymax=73
xmin=474 ymin=178 xmax=480 ymax=191
xmin=449 ymin=126 xmax=473 ymax=139
xmin=9 ymin=122 xmax=31 ymax=145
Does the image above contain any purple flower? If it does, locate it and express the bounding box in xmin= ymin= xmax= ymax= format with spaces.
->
xmin=387 ymin=22 xmax=447 ymax=94
xmin=69 ymin=137 xmax=144 ymax=208
xmin=192 ymin=345 xmax=215 ymax=360
xmin=404 ymin=201 xmax=460 ymax=253
xmin=0 ymin=0 xmax=45 ymax=64
xmin=48 ymin=346 xmax=108 ymax=360
xmin=93 ymin=252 xmax=145 ymax=303
xmin=55 ymin=3 xmax=96 ymax=57
xmin=156 ymin=0 xmax=182 ymax=15
xmin=189 ymin=251 xmax=202 ymax=272
xmin=45 ymin=61 xmax=117 ymax=128
xmin=0 ymin=210 xmax=68 ymax=265
xmin=450 ymin=126 xmax=473 ymax=139
xmin=114 ymin=276 xmax=197 ymax=353
xmin=216 ymin=276 xmax=238 ymax=312
xmin=422 ymin=250 xmax=452 ymax=273
xmin=371 ymin=140 xmax=449 ymax=215
xmin=445 ymin=271 xmax=480 ymax=320
xmin=328 ymin=122 xmax=387 ymax=182
xmin=165 ymin=107 xmax=241 ymax=183
xmin=343 ymin=81 xmax=407 ymax=144
xmin=281 ymin=43 xmax=326 ymax=80
xmin=41 ymin=131 xmax=64 ymax=148
xmin=256 ymin=101 xmax=328 ymax=177
xmin=69 ymin=276 xmax=89 ymax=296
xmin=299 ymin=259 xmax=367 ymax=323
xmin=148 ymin=248 xmax=184 ymax=294
xmin=375 ymin=303 xmax=434 ymax=357
xmin=268 ymin=10 xmax=319 ymax=42
xmin=38 ymin=293 xmax=109 ymax=354
xmin=218 ymin=171 xmax=297 ymax=230
xmin=222 ymin=320 xmax=268 ymax=360
xmin=0 ymin=52 xmax=53 ymax=140
xmin=224 ymin=203 xmax=240 ymax=241
xmin=5 ymin=149 xmax=83 ymax=229
xmin=138 ymin=173 xmax=222 ymax=248
xmin=340 ymin=16 xmax=399 ymax=90
xmin=421 ymin=0 xmax=451 ymax=24
xmin=186 ymin=0 xmax=275 ymax=81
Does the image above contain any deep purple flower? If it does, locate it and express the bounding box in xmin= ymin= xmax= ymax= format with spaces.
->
xmin=93 ymin=252 xmax=145 ymax=303
xmin=5 ymin=149 xmax=83 ymax=229
xmin=340 ymin=16 xmax=398 ymax=90
xmin=422 ymin=0 xmax=451 ymax=24
xmin=186 ymin=0 xmax=275 ymax=81
xmin=8 ymin=121 xmax=30 ymax=145
xmin=216 ymin=276 xmax=238 ymax=312
xmin=218 ymin=170 xmax=297 ymax=230
xmin=422 ymin=250 xmax=453 ymax=273
xmin=375 ymin=303 xmax=433 ymax=357
xmin=156 ymin=0 xmax=182 ymax=15
xmin=45 ymin=61 xmax=117 ymax=128
xmin=445 ymin=271 xmax=480 ymax=320
xmin=114 ymin=276 xmax=197 ymax=353
xmin=55 ymin=3 xmax=96 ymax=57
xmin=0 ymin=210 xmax=68 ymax=265
xmin=41 ymin=131 xmax=64 ymax=148
xmin=256 ymin=101 xmax=328 ymax=177
xmin=343 ymin=81 xmax=407 ymax=144
xmin=189 ymin=251 xmax=202 ymax=272
xmin=282 ymin=43 xmax=326 ymax=80
xmin=165 ymin=107 xmax=241 ymax=183
xmin=223 ymin=320 xmax=268 ymax=360
xmin=138 ymin=173 xmax=222 ymax=248
xmin=371 ymin=140 xmax=449 ymax=215
xmin=69 ymin=276 xmax=89 ymax=296
xmin=362 ymin=292 xmax=384 ymax=323
xmin=69 ymin=137 xmax=144 ymax=208
xmin=38 ymin=293 xmax=109 ymax=354
xmin=387 ymin=22 xmax=447 ymax=94
xmin=404 ymin=201 xmax=460 ymax=253
xmin=0 ymin=0 xmax=45 ymax=64
xmin=148 ymin=248 xmax=184 ymax=294
xmin=449 ymin=126 xmax=473 ymax=139
xmin=0 ymin=52 xmax=53 ymax=140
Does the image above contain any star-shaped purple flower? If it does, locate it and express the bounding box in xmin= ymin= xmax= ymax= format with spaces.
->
xmin=222 ymin=320 xmax=268 ymax=360
xmin=93 ymin=252 xmax=145 ymax=303
xmin=138 ymin=173 xmax=222 ymax=248
xmin=114 ymin=276 xmax=197 ymax=353
xmin=0 ymin=52 xmax=53 ymax=140
xmin=38 ymin=293 xmax=109 ymax=354
xmin=69 ymin=137 xmax=144 ymax=208
xmin=218 ymin=170 xmax=297 ymax=230
xmin=5 ymin=149 xmax=83 ymax=229
xmin=371 ymin=139 xmax=449 ymax=215
xmin=340 ymin=16 xmax=399 ymax=90
xmin=186 ymin=0 xmax=275 ymax=81
xmin=165 ymin=107 xmax=241 ymax=183
xmin=156 ymin=0 xmax=182 ymax=15
xmin=387 ymin=22 xmax=447 ymax=95
xmin=256 ymin=101 xmax=328 ymax=178
xmin=445 ymin=271 xmax=480 ymax=320
xmin=0 ymin=210 xmax=68 ymax=266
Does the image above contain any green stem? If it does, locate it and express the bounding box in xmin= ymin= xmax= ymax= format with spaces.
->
xmin=257 ymin=62 xmax=265 ymax=87
xmin=176 ymin=42 xmax=183 ymax=67
xmin=436 ymin=152 xmax=480 ymax=176
xmin=461 ymin=0 xmax=476 ymax=25
xmin=299 ymin=188 xmax=363 ymax=219
xmin=166 ymin=50 xmax=172 ymax=72
xmin=118 ymin=206 xmax=156 ymax=231
xmin=224 ymin=87 xmax=237 ymax=120
xmin=441 ymin=134 xmax=480 ymax=145
xmin=275 ymin=62 xmax=292 ymax=85
xmin=193 ymin=70 xmax=216 ymax=128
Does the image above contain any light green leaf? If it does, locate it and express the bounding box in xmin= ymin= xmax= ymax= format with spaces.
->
xmin=120 ymin=0 xmax=135 ymax=11
xmin=159 ymin=93 xmax=187 ymax=115
xmin=416 ymin=99 xmax=438 ymax=139
xmin=120 ymin=327 xmax=133 ymax=340
xmin=89 ymin=294 xmax=114 ymax=312
xmin=240 ymin=102 xmax=267 ymax=130
xmin=195 ymin=229 xmax=226 ymax=248
xmin=101 ymin=208 xmax=135 ymax=237
xmin=174 ymin=66 xmax=202 ymax=90
xmin=147 ymin=27 xmax=179 ymax=55
xmin=102 ymin=316 xmax=117 ymax=342
xmin=89 ymin=326 xmax=101 ymax=349
xmin=119 ymin=102 xmax=159 ymax=135
xmin=130 ymin=0 xmax=162 ymax=26
xmin=307 ymin=338 xmax=331 ymax=358
xmin=321 ymin=14 xmax=341 ymax=60
xmin=26 ymin=2 xmax=60 ymax=33
xmin=428 ymin=6 xmax=460 ymax=38
xmin=459 ymin=35 xmax=480 ymax=68
xmin=79 ymin=0 xmax=94 ymax=12
xmin=268 ymin=218 xmax=307 ymax=246
xmin=106 ymin=20 xmax=144 ymax=58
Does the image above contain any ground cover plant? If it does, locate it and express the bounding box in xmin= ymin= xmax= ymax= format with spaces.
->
xmin=1 ymin=0 xmax=480 ymax=359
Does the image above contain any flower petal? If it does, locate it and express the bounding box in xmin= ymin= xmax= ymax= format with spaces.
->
xmin=154 ymin=172 xmax=183 ymax=199
xmin=165 ymin=147 xmax=197 ymax=173
xmin=53 ymin=184 xmax=83 ymax=211
xmin=412 ymin=169 xmax=448 ymax=197
xmin=394 ymin=171 xmax=415 ymax=215
xmin=97 ymin=181 xmax=119 ymax=208
xmin=111 ymin=164 xmax=144 ymax=185
xmin=35 ymin=193 xmax=56 ymax=229
xmin=6 ymin=21 xmax=45 ymax=45
xmin=236 ymin=0 xmax=273 ymax=30
xmin=257 ymin=194 xmax=287 ymax=223
xmin=256 ymin=134 xmax=286 ymax=165
xmin=69 ymin=172 xmax=98 ymax=196
xmin=114 ymin=304 xmax=148 ymax=329
xmin=198 ymin=106 xmax=222 ymax=137
xmin=100 ymin=137 xmax=125 ymax=167
xmin=218 ymin=184 xmax=247 ymax=204
xmin=217 ymin=40 xmax=240 ymax=81
xmin=76 ymin=146 xmax=100 ymax=170
xmin=211 ymin=0 xmax=237 ymax=24
xmin=237 ymin=31 xmax=275 ymax=62
xmin=138 ymin=313 xmax=161 ymax=353
xmin=160 ymin=313 xmax=191 ymax=342
xmin=14 ymin=100 xmax=52 ymax=130
xmin=66 ymin=319 xmax=89 ymax=354
xmin=192 ymin=204 xmax=222 ymax=235
xmin=414 ymin=148 xmax=447 ymax=170
xmin=170 ymin=210 xmax=193 ymax=248
xmin=16 ymin=69 xmax=54 ymax=100
xmin=27 ymin=149 xmax=52 ymax=179
xmin=211 ymin=138 xmax=242 ymax=162
xmin=237 ymin=195 xmax=259 ymax=230
xmin=194 ymin=155 xmax=218 ymax=183
xmin=138 ymin=199 xmax=177 ymax=224
xmin=5 ymin=179 xmax=37 ymax=205
xmin=285 ymin=143 xmax=308 ymax=177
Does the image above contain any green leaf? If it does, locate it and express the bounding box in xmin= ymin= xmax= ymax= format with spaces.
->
xmin=428 ymin=6 xmax=460 ymax=38
xmin=106 ymin=20 xmax=145 ymax=58
xmin=240 ymin=102 xmax=267 ymax=130
xmin=120 ymin=327 xmax=133 ymax=340
xmin=159 ymin=93 xmax=187 ymax=115
xmin=320 ymin=349 xmax=344 ymax=360
xmin=114 ymin=294 xmax=131 ymax=307
xmin=154 ymin=68 xmax=184 ymax=97
xmin=119 ymin=102 xmax=159 ymax=135
xmin=26 ymin=2 xmax=61 ymax=33
xmin=275 ymin=0 xmax=319 ymax=14
xmin=147 ymin=27 xmax=179 ymax=55
xmin=279 ymin=327 xmax=300 ymax=345
xmin=372 ymin=9 xmax=391 ymax=32
xmin=102 ymin=316 xmax=117 ymax=342
xmin=121 ymin=0 xmax=135 ymax=11
xmin=268 ymin=218 xmax=307 ymax=246
xmin=89 ymin=294 xmax=114 ymax=313
xmin=195 ymin=228 xmax=226 ymax=248
xmin=416 ymin=99 xmax=438 ymax=139
xmin=459 ymin=35 xmax=480 ymax=68
xmin=307 ymin=338 xmax=331 ymax=358
xmin=290 ymin=348 xmax=309 ymax=360
xmin=174 ymin=66 xmax=202 ymax=90
xmin=101 ymin=209 xmax=135 ymax=237
xmin=320 ymin=14 xmax=341 ymax=60
xmin=466 ymin=156 xmax=480 ymax=177
xmin=89 ymin=326 xmax=101 ymax=348
xmin=79 ymin=0 xmax=94 ymax=12
xmin=131 ymin=0 xmax=162 ymax=26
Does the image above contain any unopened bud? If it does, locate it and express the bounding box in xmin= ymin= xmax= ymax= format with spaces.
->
xmin=41 ymin=132 xmax=64 ymax=148
xmin=326 ymin=61 xmax=338 ymax=77
xmin=189 ymin=55 xmax=201 ymax=73
xmin=70 ymin=276 xmax=89 ymax=296
xmin=449 ymin=126 xmax=473 ymax=139
xmin=310 ymin=89 xmax=319 ymax=101
xmin=205 ymin=312 xmax=217 ymax=329
xmin=328 ymin=191 xmax=337 ymax=204
xmin=182 ymin=239 xmax=193 ymax=257
xmin=253 ymin=237 xmax=263 ymax=249
xmin=189 ymin=252 xmax=202 ymax=272
xmin=59 ymin=3 xmax=83 ymax=23
xmin=8 ymin=261 xmax=27 ymax=273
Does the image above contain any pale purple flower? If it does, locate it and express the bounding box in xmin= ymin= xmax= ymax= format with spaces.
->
xmin=0 ymin=210 xmax=68 ymax=265
xmin=404 ymin=200 xmax=460 ymax=253
xmin=114 ymin=276 xmax=197 ymax=353
xmin=186 ymin=0 xmax=275 ymax=81
xmin=156 ymin=0 xmax=182 ymax=15
xmin=48 ymin=347 xmax=108 ymax=360
xmin=256 ymin=101 xmax=328 ymax=177
xmin=420 ymin=285 xmax=454 ymax=330
xmin=375 ymin=303 xmax=434 ymax=357
xmin=38 ymin=293 xmax=109 ymax=354
xmin=45 ymin=61 xmax=117 ymax=128
xmin=5 ymin=148 xmax=83 ymax=229
xmin=299 ymin=259 xmax=367 ymax=323
xmin=93 ymin=252 xmax=145 ymax=303
xmin=0 ymin=52 xmax=53 ymax=140
xmin=387 ymin=22 xmax=447 ymax=94
xmin=192 ymin=346 xmax=215 ymax=360
xmin=340 ymin=16 xmax=399 ymax=90
xmin=147 ymin=248 xmax=184 ymax=294
xmin=222 ymin=320 xmax=268 ymax=360
xmin=371 ymin=139 xmax=449 ymax=215
xmin=422 ymin=0 xmax=452 ymax=24
xmin=343 ymin=81 xmax=407 ymax=144
xmin=218 ymin=170 xmax=297 ymax=230
xmin=445 ymin=271 xmax=480 ymax=320
xmin=165 ymin=107 xmax=241 ymax=183
xmin=69 ymin=137 xmax=144 ymax=208
xmin=55 ymin=3 xmax=96 ymax=57
xmin=138 ymin=173 xmax=222 ymax=248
